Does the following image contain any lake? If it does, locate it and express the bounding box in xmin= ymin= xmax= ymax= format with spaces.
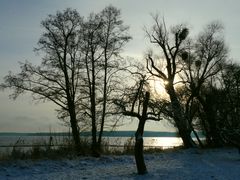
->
xmin=0 ymin=131 xmax=202 ymax=153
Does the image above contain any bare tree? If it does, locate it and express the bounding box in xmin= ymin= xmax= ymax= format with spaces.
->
xmin=79 ymin=5 xmax=131 ymax=156
xmin=181 ymin=22 xmax=228 ymax=146
xmin=80 ymin=12 xmax=102 ymax=156
xmin=145 ymin=16 xmax=195 ymax=148
xmin=216 ymin=63 xmax=240 ymax=148
xmin=97 ymin=5 xmax=132 ymax=147
xmin=0 ymin=9 xmax=83 ymax=152
xmin=113 ymin=63 xmax=163 ymax=174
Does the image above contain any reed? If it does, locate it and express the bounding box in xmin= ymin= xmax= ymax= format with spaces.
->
xmin=0 ymin=136 xmax=175 ymax=161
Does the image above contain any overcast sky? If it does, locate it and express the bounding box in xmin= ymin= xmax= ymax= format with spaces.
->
xmin=1 ymin=0 xmax=240 ymax=132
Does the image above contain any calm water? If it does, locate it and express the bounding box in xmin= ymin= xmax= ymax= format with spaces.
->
xmin=0 ymin=132 xmax=184 ymax=153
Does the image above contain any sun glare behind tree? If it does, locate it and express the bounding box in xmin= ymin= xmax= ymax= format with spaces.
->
xmin=149 ymin=78 xmax=169 ymax=100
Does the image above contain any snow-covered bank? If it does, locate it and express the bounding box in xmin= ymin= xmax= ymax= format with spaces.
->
xmin=0 ymin=148 xmax=239 ymax=180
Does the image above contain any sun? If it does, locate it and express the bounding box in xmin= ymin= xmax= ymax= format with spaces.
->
xmin=149 ymin=78 xmax=169 ymax=99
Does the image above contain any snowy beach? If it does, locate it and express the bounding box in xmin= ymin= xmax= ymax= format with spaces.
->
xmin=0 ymin=148 xmax=239 ymax=180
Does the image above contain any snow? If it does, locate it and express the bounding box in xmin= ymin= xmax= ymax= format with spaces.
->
xmin=0 ymin=148 xmax=240 ymax=180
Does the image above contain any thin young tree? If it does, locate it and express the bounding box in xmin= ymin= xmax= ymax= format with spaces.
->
xmin=79 ymin=5 xmax=131 ymax=156
xmin=98 ymin=5 xmax=132 ymax=147
xmin=114 ymin=64 xmax=163 ymax=174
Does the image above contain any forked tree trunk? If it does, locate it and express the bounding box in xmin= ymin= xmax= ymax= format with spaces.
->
xmin=134 ymin=92 xmax=149 ymax=175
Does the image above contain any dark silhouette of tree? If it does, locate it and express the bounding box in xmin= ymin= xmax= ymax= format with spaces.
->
xmin=198 ymin=84 xmax=224 ymax=146
xmin=181 ymin=22 xmax=228 ymax=147
xmin=217 ymin=63 xmax=240 ymax=148
xmin=113 ymin=64 xmax=162 ymax=174
xmin=1 ymin=6 xmax=131 ymax=156
xmin=134 ymin=91 xmax=149 ymax=175
xmin=175 ymin=86 xmax=204 ymax=147
xmin=1 ymin=9 xmax=83 ymax=152
xmin=79 ymin=5 xmax=131 ymax=156
xmin=145 ymin=16 xmax=195 ymax=148
xmin=97 ymin=5 xmax=131 ymax=151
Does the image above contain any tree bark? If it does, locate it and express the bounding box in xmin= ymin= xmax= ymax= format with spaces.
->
xmin=167 ymin=85 xmax=195 ymax=148
xmin=69 ymin=109 xmax=81 ymax=153
xmin=134 ymin=92 xmax=149 ymax=175
xmin=97 ymin=45 xmax=108 ymax=150
xmin=90 ymin=48 xmax=100 ymax=157
xmin=66 ymin=97 xmax=81 ymax=153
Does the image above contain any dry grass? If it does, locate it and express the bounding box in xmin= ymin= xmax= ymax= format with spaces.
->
xmin=0 ymin=136 xmax=184 ymax=161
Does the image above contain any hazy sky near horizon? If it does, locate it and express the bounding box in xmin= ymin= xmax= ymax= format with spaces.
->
xmin=1 ymin=0 xmax=240 ymax=132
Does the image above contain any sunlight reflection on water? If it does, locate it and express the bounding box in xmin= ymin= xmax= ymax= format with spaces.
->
xmin=144 ymin=137 xmax=183 ymax=148
xmin=104 ymin=137 xmax=183 ymax=150
xmin=0 ymin=136 xmax=184 ymax=153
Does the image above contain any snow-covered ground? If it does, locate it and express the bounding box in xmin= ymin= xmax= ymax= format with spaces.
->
xmin=0 ymin=148 xmax=239 ymax=180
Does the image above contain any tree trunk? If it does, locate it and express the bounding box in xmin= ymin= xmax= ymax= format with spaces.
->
xmin=90 ymin=51 xmax=100 ymax=157
xmin=167 ymin=85 xmax=195 ymax=148
xmin=69 ymin=114 xmax=81 ymax=153
xmin=191 ymin=125 xmax=204 ymax=147
xmin=97 ymin=49 xmax=108 ymax=150
xmin=135 ymin=137 xmax=147 ymax=175
xmin=91 ymin=95 xmax=99 ymax=157
xmin=62 ymin=46 xmax=81 ymax=153
xmin=134 ymin=92 xmax=149 ymax=175
xmin=68 ymin=102 xmax=81 ymax=153
xmin=185 ymin=96 xmax=203 ymax=147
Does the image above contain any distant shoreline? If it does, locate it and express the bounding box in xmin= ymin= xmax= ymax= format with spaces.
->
xmin=0 ymin=131 xmax=181 ymax=137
